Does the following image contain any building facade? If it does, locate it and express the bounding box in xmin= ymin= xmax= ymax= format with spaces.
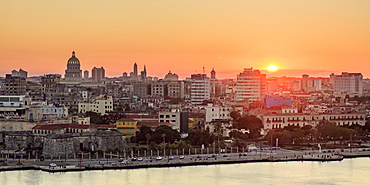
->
xmin=235 ymin=68 xmax=266 ymax=103
xmin=332 ymin=72 xmax=363 ymax=95
xmin=3 ymin=74 xmax=26 ymax=95
xmin=189 ymin=74 xmax=210 ymax=105
xmin=92 ymin=67 xmax=105 ymax=82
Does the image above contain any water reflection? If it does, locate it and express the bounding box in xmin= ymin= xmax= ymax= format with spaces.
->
xmin=0 ymin=158 xmax=368 ymax=185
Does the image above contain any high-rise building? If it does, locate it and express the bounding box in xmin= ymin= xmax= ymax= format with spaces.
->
xmin=140 ymin=65 xmax=147 ymax=81
xmin=3 ymin=74 xmax=26 ymax=95
xmin=40 ymin=74 xmax=61 ymax=101
xmin=235 ymin=68 xmax=266 ymax=103
xmin=92 ymin=67 xmax=105 ymax=82
xmin=84 ymin=70 xmax=89 ymax=80
xmin=64 ymin=51 xmax=82 ymax=81
xmin=190 ymin=74 xmax=210 ymax=105
xmin=301 ymin=74 xmax=309 ymax=91
xmin=332 ymin=72 xmax=363 ymax=95
xmin=133 ymin=63 xmax=138 ymax=78
xmin=11 ymin=69 xmax=28 ymax=78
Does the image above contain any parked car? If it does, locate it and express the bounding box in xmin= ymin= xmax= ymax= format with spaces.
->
xmin=137 ymin=157 xmax=143 ymax=161
xmin=179 ymin=155 xmax=185 ymax=159
xmin=49 ymin=163 xmax=57 ymax=167
xmin=156 ymin=156 xmax=163 ymax=160
xmin=169 ymin=156 xmax=174 ymax=160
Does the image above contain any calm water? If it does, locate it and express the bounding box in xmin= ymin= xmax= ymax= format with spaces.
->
xmin=1 ymin=158 xmax=369 ymax=185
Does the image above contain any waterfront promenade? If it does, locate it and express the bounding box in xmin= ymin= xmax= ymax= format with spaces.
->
xmin=1 ymin=149 xmax=369 ymax=173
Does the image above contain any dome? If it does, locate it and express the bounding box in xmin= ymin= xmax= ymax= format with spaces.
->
xmin=164 ymin=71 xmax=179 ymax=81
xmin=67 ymin=51 xmax=80 ymax=65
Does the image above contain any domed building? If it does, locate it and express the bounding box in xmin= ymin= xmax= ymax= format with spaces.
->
xmin=163 ymin=71 xmax=179 ymax=81
xmin=64 ymin=51 xmax=82 ymax=81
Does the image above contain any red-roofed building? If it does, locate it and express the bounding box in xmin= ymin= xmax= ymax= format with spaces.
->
xmin=137 ymin=121 xmax=173 ymax=130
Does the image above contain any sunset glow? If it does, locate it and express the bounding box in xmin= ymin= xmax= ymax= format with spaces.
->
xmin=1 ymin=1 xmax=370 ymax=78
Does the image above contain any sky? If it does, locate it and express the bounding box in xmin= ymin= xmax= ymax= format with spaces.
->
xmin=1 ymin=0 xmax=370 ymax=79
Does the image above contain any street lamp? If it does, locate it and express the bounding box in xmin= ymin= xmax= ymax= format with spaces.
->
xmin=162 ymin=134 xmax=166 ymax=156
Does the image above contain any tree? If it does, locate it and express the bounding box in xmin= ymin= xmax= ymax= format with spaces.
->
xmin=229 ymin=130 xmax=248 ymax=140
xmin=187 ymin=128 xmax=214 ymax=146
xmin=135 ymin=125 xmax=153 ymax=144
xmin=230 ymin=110 xmax=241 ymax=122
xmin=85 ymin=111 xmax=103 ymax=124
xmin=316 ymin=121 xmax=358 ymax=143
xmin=150 ymin=125 xmax=180 ymax=144
xmin=235 ymin=115 xmax=263 ymax=139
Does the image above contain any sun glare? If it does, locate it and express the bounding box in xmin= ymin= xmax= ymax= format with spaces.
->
xmin=267 ymin=65 xmax=278 ymax=72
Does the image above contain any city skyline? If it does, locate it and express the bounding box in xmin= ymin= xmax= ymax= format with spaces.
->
xmin=2 ymin=1 xmax=370 ymax=79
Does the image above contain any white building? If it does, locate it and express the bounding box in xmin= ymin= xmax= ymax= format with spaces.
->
xmin=261 ymin=110 xmax=366 ymax=131
xmin=159 ymin=110 xmax=181 ymax=131
xmin=78 ymin=95 xmax=113 ymax=115
xmin=189 ymin=74 xmax=210 ymax=105
xmin=0 ymin=95 xmax=30 ymax=119
xmin=205 ymin=103 xmax=232 ymax=122
xmin=235 ymin=68 xmax=266 ymax=103
xmin=25 ymin=103 xmax=68 ymax=122
xmin=331 ymin=72 xmax=363 ymax=96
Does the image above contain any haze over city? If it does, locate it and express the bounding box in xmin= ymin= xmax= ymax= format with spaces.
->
xmin=2 ymin=1 xmax=370 ymax=78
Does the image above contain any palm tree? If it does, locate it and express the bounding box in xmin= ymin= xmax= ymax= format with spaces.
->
xmin=146 ymin=133 xmax=151 ymax=149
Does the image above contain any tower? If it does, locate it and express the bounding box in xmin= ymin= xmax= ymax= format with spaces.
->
xmin=211 ymin=68 xmax=216 ymax=79
xmin=133 ymin=63 xmax=138 ymax=78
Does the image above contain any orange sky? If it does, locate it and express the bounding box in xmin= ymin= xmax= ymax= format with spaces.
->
xmin=1 ymin=1 xmax=370 ymax=79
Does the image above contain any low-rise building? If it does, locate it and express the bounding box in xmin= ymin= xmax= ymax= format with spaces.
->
xmin=260 ymin=110 xmax=366 ymax=131
xmin=205 ymin=103 xmax=232 ymax=122
xmin=116 ymin=118 xmax=138 ymax=138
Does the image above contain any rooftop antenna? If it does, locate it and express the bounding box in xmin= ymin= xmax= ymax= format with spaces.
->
xmin=203 ymin=67 xmax=205 ymax=74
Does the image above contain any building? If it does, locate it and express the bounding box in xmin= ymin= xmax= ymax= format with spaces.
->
xmin=158 ymin=110 xmax=189 ymax=133
xmin=0 ymin=95 xmax=29 ymax=119
xmin=84 ymin=70 xmax=89 ymax=80
xmin=235 ymin=68 xmax=266 ymax=103
xmin=64 ymin=51 xmax=82 ymax=81
xmin=261 ymin=109 xmax=366 ymax=131
xmin=262 ymin=95 xmax=293 ymax=108
xmin=133 ymin=82 xmax=150 ymax=97
xmin=3 ymin=74 xmax=26 ymax=95
xmin=78 ymin=95 xmax=113 ymax=115
xmin=151 ymin=82 xmax=166 ymax=97
xmin=40 ymin=74 xmax=61 ymax=101
xmin=189 ymin=74 xmax=210 ymax=105
xmin=332 ymin=72 xmax=363 ymax=96
xmin=205 ymin=103 xmax=232 ymax=122
xmin=92 ymin=67 xmax=105 ymax=82
xmin=163 ymin=71 xmax=179 ymax=81
xmin=116 ymin=118 xmax=138 ymax=138
xmin=25 ymin=103 xmax=68 ymax=122
xmin=11 ymin=69 xmax=28 ymax=78
xmin=150 ymin=81 xmax=184 ymax=99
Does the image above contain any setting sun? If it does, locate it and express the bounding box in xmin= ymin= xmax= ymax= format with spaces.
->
xmin=267 ymin=65 xmax=278 ymax=72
